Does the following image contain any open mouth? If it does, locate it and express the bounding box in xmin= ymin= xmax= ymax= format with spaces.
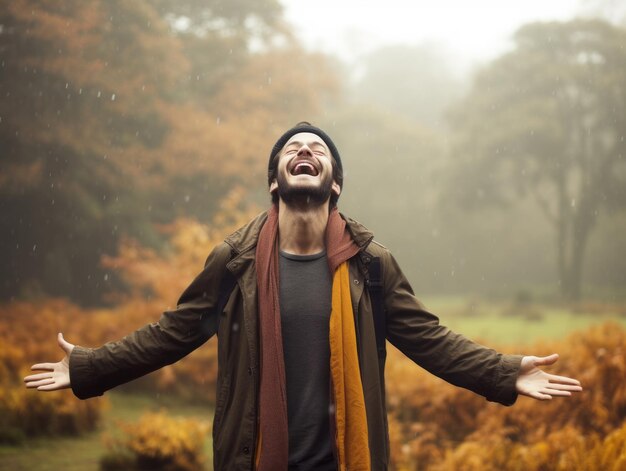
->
xmin=290 ymin=161 xmax=319 ymax=176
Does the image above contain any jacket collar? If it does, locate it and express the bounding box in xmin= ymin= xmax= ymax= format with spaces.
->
xmin=223 ymin=208 xmax=374 ymax=275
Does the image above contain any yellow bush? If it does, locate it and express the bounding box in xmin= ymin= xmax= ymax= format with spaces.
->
xmin=101 ymin=411 xmax=209 ymax=471
xmin=386 ymin=322 xmax=626 ymax=470
xmin=0 ymin=339 xmax=105 ymax=442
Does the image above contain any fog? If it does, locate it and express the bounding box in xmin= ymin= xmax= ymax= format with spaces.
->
xmin=1 ymin=0 xmax=625 ymax=304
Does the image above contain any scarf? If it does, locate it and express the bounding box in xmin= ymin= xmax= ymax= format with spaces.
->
xmin=255 ymin=205 xmax=370 ymax=471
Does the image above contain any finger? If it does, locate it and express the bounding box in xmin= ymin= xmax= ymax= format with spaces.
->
xmin=533 ymin=353 xmax=559 ymax=367
xmin=27 ymin=378 xmax=56 ymax=388
xmin=37 ymin=383 xmax=65 ymax=392
xmin=58 ymin=332 xmax=74 ymax=355
xmin=24 ymin=372 xmax=53 ymax=382
xmin=529 ymin=391 xmax=552 ymax=401
xmin=542 ymin=388 xmax=572 ymax=397
xmin=547 ymin=374 xmax=582 ymax=386
xmin=546 ymin=382 xmax=583 ymax=392
xmin=31 ymin=363 xmax=56 ymax=371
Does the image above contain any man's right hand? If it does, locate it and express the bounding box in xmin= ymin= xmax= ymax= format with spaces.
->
xmin=24 ymin=333 xmax=75 ymax=391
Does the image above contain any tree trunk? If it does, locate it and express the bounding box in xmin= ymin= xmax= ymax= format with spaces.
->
xmin=561 ymin=194 xmax=595 ymax=301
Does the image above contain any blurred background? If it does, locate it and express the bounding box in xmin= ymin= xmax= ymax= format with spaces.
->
xmin=1 ymin=1 xmax=625 ymax=470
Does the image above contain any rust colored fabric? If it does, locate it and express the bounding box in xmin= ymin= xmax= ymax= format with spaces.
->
xmin=256 ymin=205 xmax=288 ymax=470
xmin=255 ymin=206 xmax=368 ymax=470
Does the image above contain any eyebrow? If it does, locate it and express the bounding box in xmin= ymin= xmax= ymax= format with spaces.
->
xmin=284 ymin=140 xmax=328 ymax=151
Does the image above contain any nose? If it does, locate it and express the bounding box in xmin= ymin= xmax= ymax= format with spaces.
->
xmin=297 ymin=144 xmax=312 ymax=157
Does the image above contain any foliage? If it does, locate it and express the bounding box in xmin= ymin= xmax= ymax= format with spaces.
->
xmin=0 ymin=326 xmax=105 ymax=443
xmin=0 ymin=188 xmax=256 ymax=445
xmin=0 ymin=0 xmax=338 ymax=305
xmin=100 ymin=411 xmax=209 ymax=471
xmin=385 ymin=321 xmax=626 ymax=470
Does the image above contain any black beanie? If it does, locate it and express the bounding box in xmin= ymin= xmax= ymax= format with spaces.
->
xmin=268 ymin=122 xmax=342 ymax=187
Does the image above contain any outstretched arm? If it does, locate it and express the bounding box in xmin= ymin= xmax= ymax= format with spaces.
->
xmin=515 ymin=353 xmax=582 ymax=400
xmin=24 ymin=333 xmax=75 ymax=391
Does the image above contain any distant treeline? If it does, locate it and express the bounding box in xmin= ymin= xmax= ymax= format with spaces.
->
xmin=1 ymin=2 xmax=625 ymax=304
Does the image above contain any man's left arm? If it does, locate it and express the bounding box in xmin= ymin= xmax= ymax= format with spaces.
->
xmin=380 ymin=250 xmax=582 ymax=404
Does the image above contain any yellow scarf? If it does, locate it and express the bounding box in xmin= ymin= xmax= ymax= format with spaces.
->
xmin=330 ymin=262 xmax=371 ymax=470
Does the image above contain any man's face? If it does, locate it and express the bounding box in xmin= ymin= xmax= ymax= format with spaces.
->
xmin=270 ymin=132 xmax=340 ymax=206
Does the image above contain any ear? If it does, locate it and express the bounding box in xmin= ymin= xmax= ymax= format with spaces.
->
xmin=332 ymin=181 xmax=341 ymax=197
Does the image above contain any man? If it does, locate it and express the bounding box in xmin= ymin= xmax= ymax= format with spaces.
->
xmin=25 ymin=122 xmax=582 ymax=471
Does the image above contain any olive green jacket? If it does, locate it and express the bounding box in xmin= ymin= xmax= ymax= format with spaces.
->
xmin=70 ymin=211 xmax=522 ymax=470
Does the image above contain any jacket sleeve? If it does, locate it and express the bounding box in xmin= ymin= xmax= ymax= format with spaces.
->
xmin=69 ymin=242 xmax=233 ymax=399
xmin=380 ymin=248 xmax=522 ymax=406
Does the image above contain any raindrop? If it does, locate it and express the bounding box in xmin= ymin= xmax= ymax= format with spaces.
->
xmin=65 ymin=83 xmax=69 ymax=89
xmin=104 ymin=274 xmax=109 ymax=281
xmin=97 ymin=90 xmax=101 ymax=98
xmin=268 ymin=76 xmax=272 ymax=85
xmin=184 ymin=195 xmax=190 ymax=202
xmin=216 ymin=117 xmax=221 ymax=125
xmin=78 ymin=88 xmax=82 ymax=95
xmin=111 ymin=94 xmax=116 ymax=101
xmin=232 ymin=323 xmax=239 ymax=332
xmin=571 ymin=199 xmax=576 ymax=208
xmin=32 ymin=245 xmax=37 ymax=251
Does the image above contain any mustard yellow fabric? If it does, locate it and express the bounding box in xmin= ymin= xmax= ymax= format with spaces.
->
xmin=329 ymin=262 xmax=371 ymax=471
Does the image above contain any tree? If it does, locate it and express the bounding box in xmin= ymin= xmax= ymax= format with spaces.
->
xmin=447 ymin=19 xmax=626 ymax=299
xmin=0 ymin=1 xmax=190 ymax=303
xmin=0 ymin=1 xmax=338 ymax=304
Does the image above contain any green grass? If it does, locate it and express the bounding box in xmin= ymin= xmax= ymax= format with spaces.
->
xmin=424 ymin=295 xmax=626 ymax=346
xmin=0 ymin=392 xmax=214 ymax=471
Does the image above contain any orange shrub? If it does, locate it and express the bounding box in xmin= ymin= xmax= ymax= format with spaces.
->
xmin=0 ymin=337 xmax=105 ymax=442
xmin=100 ymin=411 xmax=209 ymax=471
xmin=0 ymin=189 xmax=258 ymax=441
xmin=385 ymin=322 xmax=626 ymax=470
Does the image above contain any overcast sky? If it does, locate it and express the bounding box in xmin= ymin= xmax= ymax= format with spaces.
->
xmin=281 ymin=0 xmax=584 ymax=68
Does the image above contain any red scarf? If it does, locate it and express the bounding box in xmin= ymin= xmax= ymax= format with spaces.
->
xmin=255 ymin=205 xmax=361 ymax=470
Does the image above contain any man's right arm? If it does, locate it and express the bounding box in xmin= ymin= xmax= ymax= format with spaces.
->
xmin=25 ymin=242 xmax=233 ymax=399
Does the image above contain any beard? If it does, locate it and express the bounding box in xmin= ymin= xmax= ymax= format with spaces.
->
xmin=275 ymin=170 xmax=334 ymax=206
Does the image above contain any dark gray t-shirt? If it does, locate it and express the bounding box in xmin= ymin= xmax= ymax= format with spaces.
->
xmin=279 ymin=249 xmax=336 ymax=471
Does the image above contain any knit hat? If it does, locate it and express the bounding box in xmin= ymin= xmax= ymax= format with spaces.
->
xmin=268 ymin=122 xmax=342 ymax=187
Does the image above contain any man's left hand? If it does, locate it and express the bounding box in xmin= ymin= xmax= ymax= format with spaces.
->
xmin=515 ymin=353 xmax=583 ymax=400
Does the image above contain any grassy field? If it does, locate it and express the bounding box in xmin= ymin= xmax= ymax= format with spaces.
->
xmin=424 ymin=295 xmax=626 ymax=346
xmin=0 ymin=392 xmax=214 ymax=471
xmin=1 ymin=297 xmax=625 ymax=471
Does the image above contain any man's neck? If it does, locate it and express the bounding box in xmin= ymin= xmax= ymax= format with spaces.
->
xmin=277 ymin=200 xmax=330 ymax=255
